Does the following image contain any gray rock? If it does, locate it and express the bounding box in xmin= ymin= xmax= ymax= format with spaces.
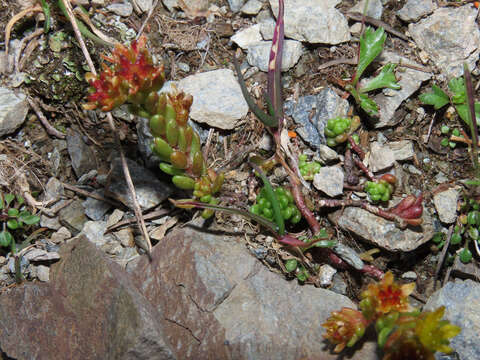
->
xmin=133 ymin=0 xmax=153 ymax=13
xmin=106 ymin=209 xmax=125 ymax=228
xmin=284 ymin=88 xmax=349 ymax=148
xmin=350 ymin=0 xmax=383 ymax=20
xmin=128 ymin=225 xmax=377 ymax=359
xmin=161 ymin=0 xmax=177 ymax=12
xmin=269 ymin=0 xmax=350 ymax=44
xmin=373 ymin=51 xmax=432 ymax=128
xmin=36 ymin=265 xmax=50 ymax=282
xmin=401 ymin=271 xmax=417 ymax=280
xmin=313 ymin=166 xmax=344 ymax=197
xmin=424 ymin=279 xmax=480 ymax=360
xmin=389 ymin=140 xmax=415 ymax=161
xmin=82 ymin=190 xmax=112 ymax=221
xmin=433 ymin=187 xmax=459 ymax=224
xmin=107 ymin=2 xmax=133 ymax=16
xmin=247 ymin=40 xmax=303 ymax=72
xmin=40 ymin=212 xmax=62 ymax=230
xmin=451 ymin=256 xmax=480 ymax=282
xmin=369 ymin=141 xmax=395 ymax=172
xmin=42 ymin=177 xmax=64 ymax=202
xmin=241 ymin=0 xmax=263 ymax=15
xmin=0 ymin=239 xmax=175 ymax=359
xmin=228 ymin=0 xmax=245 ymax=12
xmin=78 ymin=220 xmax=115 ymax=248
xmin=258 ymin=15 xmax=275 ymax=40
xmin=231 ymin=24 xmax=262 ymax=49
xmin=397 ymin=0 xmax=435 ymax=22
xmin=105 ymin=157 xmax=174 ymax=210
xmin=329 ymin=205 xmax=435 ymax=252
xmin=0 ymin=87 xmax=28 ymax=136
xmin=23 ymin=249 xmax=60 ymax=262
xmin=114 ymin=228 xmax=134 ymax=248
xmin=178 ymin=69 xmax=248 ymax=130
xmin=317 ymin=144 xmax=339 ymax=163
xmin=58 ymin=200 xmax=88 ymax=235
xmin=333 ymin=243 xmax=364 ymax=270
xmin=66 ymin=129 xmax=96 ymax=178
xmin=50 ymin=227 xmax=71 ymax=244
xmin=318 ymin=264 xmax=336 ymax=287
xmin=409 ymin=5 xmax=480 ymax=77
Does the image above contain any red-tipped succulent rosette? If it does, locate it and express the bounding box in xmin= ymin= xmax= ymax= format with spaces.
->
xmin=84 ymin=35 xmax=165 ymax=111
xmin=322 ymin=307 xmax=369 ymax=353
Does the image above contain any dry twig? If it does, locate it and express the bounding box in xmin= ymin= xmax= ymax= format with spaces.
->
xmin=27 ymin=97 xmax=66 ymax=139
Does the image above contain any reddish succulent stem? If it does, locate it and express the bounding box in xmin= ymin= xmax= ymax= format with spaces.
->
xmin=290 ymin=179 xmax=321 ymax=234
xmin=347 ymin=135 xmax=365 ymax=160
xmin=353 ymin=157 xmax=375 ymax=181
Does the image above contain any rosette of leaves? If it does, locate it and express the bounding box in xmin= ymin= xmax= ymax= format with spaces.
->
xmin=250 ymin=186 xmax=301 ymax=225
xmin=323 ymin=272 xmax=461 ymax=359
xmin=345 ymin=27 xmax=401 ymax=117
xmin=0 ymin=193 xmax=40 ymax=253
xmin=84 ymin=36 xmax=224 ymax=218
xmin=365 ymin=174 xmax=396 ymax=203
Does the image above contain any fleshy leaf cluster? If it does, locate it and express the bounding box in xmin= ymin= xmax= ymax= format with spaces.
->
xmin=323 ymin=272 xmax=460 ymax=359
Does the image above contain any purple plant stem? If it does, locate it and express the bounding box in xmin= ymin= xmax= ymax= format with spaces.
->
xmin=354 ymin=157 xmax=375 ymax=181
xmin=347 ymin=135 xmax=365 ymax=160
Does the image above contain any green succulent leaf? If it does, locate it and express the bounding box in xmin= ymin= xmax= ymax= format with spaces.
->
xmin=18 ymin=213 xmax=40 ymax=226
xmin=419 ymin=85 xmax=450 ymax=110
xmin=455 ymin=103 xmax=480 ymax=127
xmin=7 ymin=219 xmax=19 ymax=230
xmin=448 ymin=77 xmax=466 ymax=105
xmin=4 ymin=194 xmax=15 ymax=208
xmin=0 ymin=231 xmax=13 ymax=247
xmin=7 ymin=208 xmax=19 ymax=217
xmin=354 ymin=27 xmax=386 ymax=85
xmin=360 ymin=63 xmax=401 ymax=93
xmin=0 ymin=193 xmax=3 ymax=210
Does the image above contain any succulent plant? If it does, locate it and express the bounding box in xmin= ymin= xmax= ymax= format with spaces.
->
xmin=84 ymin=36 xmax=223 ymax=217
xmin=323 ymin=272 xmax=460 ymax=359
xmin=324 ymin=116 xmax=361 ymax=147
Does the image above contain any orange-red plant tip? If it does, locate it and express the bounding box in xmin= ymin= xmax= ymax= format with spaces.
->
xmin=475 ymin=1 xmax=480 ymax=9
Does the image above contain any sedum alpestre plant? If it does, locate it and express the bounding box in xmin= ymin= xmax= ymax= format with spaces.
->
xmin=83 ymin=36 xmax=224 ymax=218
xmin=323 ymin=272 xmax=461 ymax=359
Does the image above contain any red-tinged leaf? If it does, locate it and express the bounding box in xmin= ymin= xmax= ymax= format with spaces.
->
xmin=389 ymin=195 xmax=416 ymax=216
xmin=267 ymin=0 xmax=284 ymax=127
xmin=277 ymin=234 xmax=309 ymax=247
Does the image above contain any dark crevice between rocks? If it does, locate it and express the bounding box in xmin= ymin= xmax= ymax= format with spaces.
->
xmin=0 ymin=349 xmax=15 ymax=360
xmin=164 ymin=318 xmax=201 ymax=344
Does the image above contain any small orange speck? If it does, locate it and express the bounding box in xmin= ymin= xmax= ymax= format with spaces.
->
xmin=288 ymin=130 xmax=297 ymax=138
xmin=475 ymin=1 xmax=480 ymax=8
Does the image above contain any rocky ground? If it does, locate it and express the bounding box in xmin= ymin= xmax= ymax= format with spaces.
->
xmin=0 ymin=0 xmax=480 ymax=359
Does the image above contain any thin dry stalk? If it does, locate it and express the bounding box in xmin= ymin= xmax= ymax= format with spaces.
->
xmin=60 ymin=0 xmax=153 ymax=256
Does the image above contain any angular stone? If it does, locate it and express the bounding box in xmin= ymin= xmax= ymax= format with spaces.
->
xmin=0 ymin=87 xmax=28 ymax=136
xmin=373 ymin=52 xmax=432 ymax=128
xmin=36 ymin=265 xmax=50 ymax=282
xmin=83 ymin=190 xmax=112 ymax=221
xmin=128 ymin=226 xmax=377 ymax=359
xmin=284 ymin=88 xmax=349 ymax=149
xmin=247 ymin=40 xmax=303 ymax=72
xmin=388 ymin=140 xmax=414 ymax=161
xmin=66 ymin=129 xmax=96 ymax=178
xmin=313 ymin=166 xmax=344 ymax=197
xmin=240 ymin=0 xmax=263 ymax=15
xmin=231 ymin=24 xmax=262 ymax=49
xmin=58 ymin=200 xmax=88 ymax=235
xmin=369 ymin=141 xmax=395 ymax=172
xmin=397 ymin=0 xmax=435 ymax=22
xmin=329 ymin=206 xmax=435 ymax=252
xmin=105 ymin=157 xmax=174 ymax=210
xmin=23 ymin=248 xmax=60 ymax=262
xmin=409 ymin=5 xmax=480 ymax=77
xmin=177 ymin=69 xmax=248 ymax=130
xmin=269 ymin=0 xmax=350 ymax=44
xmin=451 ymin=256 xmax=480 ymax=282
xmin=78 ymin=220 xmax=114 ymax=248
xmin=133 ymin=0 xmax=153 ymax=13
xmin=424 ymin=279 xmax=480 ymax=360
xmin=317 ymin=144 xmax=339 ymax=163
xmin=350 ymin=0 xmax=383 ymax=20
xmin=433 ymin=187 xmax=459 ymax=224
xmin=0 ymin=239 xmax=175 ymax=359
xmin=228 ymin=0 xmax=245 ymax=12
xmin=107 ymin=2 xmax=133 ymax=16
